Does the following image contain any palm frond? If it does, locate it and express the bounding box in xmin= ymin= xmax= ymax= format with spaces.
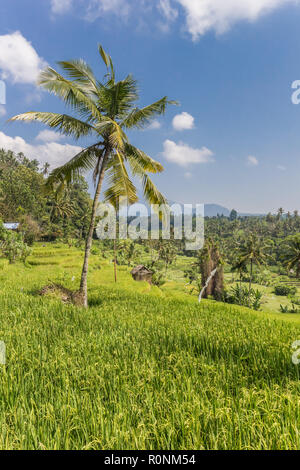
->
xmin=38 ymin=67 xmax=102 ymax=122
xmin=104 ymin=151 xmax=138 ymax=207
xmin=9 ymin=112 xmax=95 ymax=139
xmin=98 ymin=75 xmax=139 ymax=119
xmin=109 ymin=122 xmax=128 ymax=150
xmin=58 ymin=60 xmax=98 ymax=95
xmin=142 ymin=173 xmax=167 ymax=207
xmin=125 ymin=144 xmax=164 ymax=173
xmin=45 ymin=144 xmax=103 ymax=190
xmin=98 ymin=44 xmax=115 ymax=83
xmin=98 ymin=44 xmax=111 ymax=68
xmin=122 ymin=97 xmax=178 ymax=129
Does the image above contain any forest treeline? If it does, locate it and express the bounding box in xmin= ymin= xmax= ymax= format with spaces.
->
xmin=1 ymin=147 xmax=300 ymax=308
xmin=0 ymin=149 xmax=92 ymax=243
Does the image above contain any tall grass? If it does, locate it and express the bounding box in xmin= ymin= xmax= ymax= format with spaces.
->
xmin=0 ymin=245 xmax=299 ymax=449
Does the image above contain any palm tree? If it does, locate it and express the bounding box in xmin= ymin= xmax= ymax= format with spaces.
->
xmin=237 ymin=233 xmax=268 ymax=291
xmin=280 ymin=234 xmax=300 ymax=277
xmin=230 ymin=257 xmax=248 ymax=286
xmin=277 ymin=207 xmax=284 ymax=221
xmin=42 ymin=162 xmax=51 ymax=177
xmin=10 ymin=46 xmax=176 ymax=307
xmin=50 ymin=192 xmax=75 ymax=221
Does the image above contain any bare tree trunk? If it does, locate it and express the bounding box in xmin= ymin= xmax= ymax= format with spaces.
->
xmin=79 ymin=149 xmax=109 ymax=307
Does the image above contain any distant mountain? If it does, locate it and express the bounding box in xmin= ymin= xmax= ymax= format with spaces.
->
xmin=204 ymin=204 xmax=230 ymax=217
xmin=238 ymin=212 xmax=265 ymax=217
xmin=168 ymin=201 xmax=230 ymax=217
xmin=168 ymin=201 xmax=264 ymax=218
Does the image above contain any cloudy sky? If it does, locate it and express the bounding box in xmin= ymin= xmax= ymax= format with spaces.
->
xmin=1 ymin=0 xmax=300 ymax=212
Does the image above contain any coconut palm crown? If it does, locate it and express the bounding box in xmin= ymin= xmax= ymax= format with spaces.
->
xmin=10 ymin=45 xmax=177 ymax=307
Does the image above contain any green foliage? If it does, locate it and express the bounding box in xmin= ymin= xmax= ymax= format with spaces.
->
xmin=1 ymin=245 xmax=300 ymax=449
xmin=11 ymin=45 xmax=176 ymax=209
xmin=184 ymin=267 xmax=198 ymax=285
xmin=280 ymin=234 xmax=300 ymax=277
xmin=0 ymin=149 xmax=91 ymax=243
xmin=158 ymin=241 xmax=177 ymax=273
xmin=223 ymin=284 xmax=263 ymax=311
xmin=151 ymin=270 xmax=166 ymax=287
xmin=274 ymin=285 xmax=297 ymax=296
xmin=0 ymin=223 xmax=32 ymax=264
xmin=18 ymin=215 xmax=41 ymax=246
xmin=229 ymin=209 xmax=237 ymax=221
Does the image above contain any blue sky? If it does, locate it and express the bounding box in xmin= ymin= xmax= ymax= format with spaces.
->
xmin=1 ymin=0 xmax=300 ymax=213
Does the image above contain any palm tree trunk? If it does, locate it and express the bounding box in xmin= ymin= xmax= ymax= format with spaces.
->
xmin=249 ymin=259 xmax=253 ymax=306
xmin=79 ymin=149 xmax=109 ymax=307
xmin=113 ymin=239 xmax=117 ymax=283
xmin=249 ymin=259 xmax=253 ymax=291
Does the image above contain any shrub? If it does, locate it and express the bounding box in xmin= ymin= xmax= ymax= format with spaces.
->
xmin=274 ymin=285 xmax=297 ymax=296
xmin=152 ymin=272 xmax=166 ymax=287
xmin=222 ymin=284 xmax=263 ymax=311
xmin=0 ymin=221 xmax=32 ymax=264
xmin=18 ymin=215 xmax=40 ymax=245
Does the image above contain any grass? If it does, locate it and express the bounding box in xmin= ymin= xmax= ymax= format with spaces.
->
xmin=0 ymin=244 xmax=300 ymax=449
xmin=224 ymin=273 xmax=300 ymax=315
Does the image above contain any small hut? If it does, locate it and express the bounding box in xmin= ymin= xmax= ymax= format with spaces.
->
xmin=131 ymin=265 xmax=153 ymax=284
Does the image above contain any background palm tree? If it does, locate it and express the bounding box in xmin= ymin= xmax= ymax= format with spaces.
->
xmin=237 ymin=233 xmax=269 ymax=291
xmin=230 ymin=257 xmax=248 ymax=286
xmin=10 ymin=45 xmax=176 ymax=307
xmin=50 ymin=192 xmax=75 ymax=222
xmin=280 ymin=234 xmax=300 ymax=277
xmin=42 ymin=162 xmax=51 ymax=177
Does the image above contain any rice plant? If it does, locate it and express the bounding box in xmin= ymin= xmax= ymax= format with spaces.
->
xmin=0 ymin=245 xmax=299 ymax=449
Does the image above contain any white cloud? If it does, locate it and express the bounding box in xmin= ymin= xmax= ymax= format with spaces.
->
xmin=51 ymin=0 xmax=73 ymax=14
xmin=0 ymin=31 xmax=47 ymax=85
xmin=247 ymin=155 xmax=259 ymax=166
xmin=172 ymin=111 xmax=195 ymax=131
xmin=0 ymin=131 xmax=81 ymax=168
xmin=36 ymin=130 xmax=65 ymax=143
xmin=162 ymin=139 xmax=214 ymax=166
xmin=159 ymin=0 xmax=178 ymax=21
xmin=85 ymin=0 xmax=130 ymax=20
xmin=0 ymin=106 xmax=6 ymax=117
xmin=176 ymin=0 xmax=299 ymax=40
xmin=48 ymin=1 xmax=300 ymax=39
xmin=147 ymin=120 xmax=161 ymax=130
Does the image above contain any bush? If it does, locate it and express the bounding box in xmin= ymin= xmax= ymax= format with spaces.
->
xmin=152 ymin=271 xmax=166 ymax=287
xmin=18 ymin=215 xmax=40 ymax=245
xmin=0 ymin=230 xmax=32 ymax=264
xmin=222 ymin=284 xmax=263 ymax=311
xmin=274 ymin=285 xmax=297 ymax=296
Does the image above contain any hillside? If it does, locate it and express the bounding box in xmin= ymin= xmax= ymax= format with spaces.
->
xmin=0 ymin=244 xmax=299 ymax=449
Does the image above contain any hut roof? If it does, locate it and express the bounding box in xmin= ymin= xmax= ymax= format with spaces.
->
xmin=131 ymin=265 xmax=153 ymax=275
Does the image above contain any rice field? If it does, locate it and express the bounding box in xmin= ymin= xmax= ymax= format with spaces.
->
xmin=0 ymin=244 xmax=300 ymax=449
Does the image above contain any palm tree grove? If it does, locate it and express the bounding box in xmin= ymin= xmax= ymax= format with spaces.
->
xmin=1 ymin=0 xmax=300 ymax=454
